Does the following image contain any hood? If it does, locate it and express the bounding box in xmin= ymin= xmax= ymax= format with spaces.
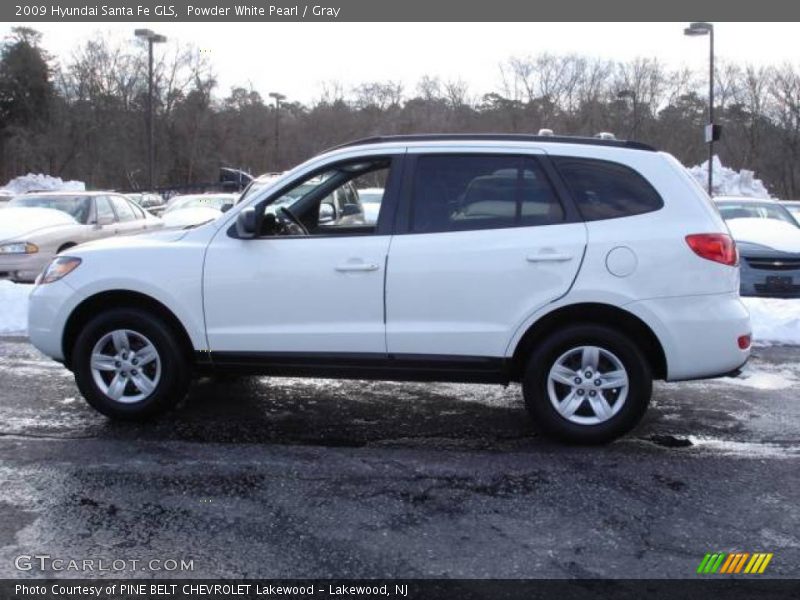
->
xmin=162 ymin=207 xmax=222 ymax=228
xmin=74 ymin=227 xmax=189 ymax=253
xmin=727 ymin=218 xmax=800 ymax=253
xmin=0 ymin=207 xmax=77 ymax=242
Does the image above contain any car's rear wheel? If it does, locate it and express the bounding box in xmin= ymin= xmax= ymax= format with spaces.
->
xmin=522 ymin=324 xmax=651 ymax=444
xmin=72 ymin=308 xmax=190 ymax=420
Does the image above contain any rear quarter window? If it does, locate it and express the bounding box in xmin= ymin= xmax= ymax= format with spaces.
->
xmin=552 ymin=157 xmax=663 ymax=221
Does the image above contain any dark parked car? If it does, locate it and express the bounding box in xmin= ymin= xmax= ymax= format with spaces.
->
xmin=715 ymin=196 xmax=800 ymax=298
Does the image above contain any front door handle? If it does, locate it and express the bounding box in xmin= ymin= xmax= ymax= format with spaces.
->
xmin=335 ymin=263 xmax=380 ymax=272
xmin=526 ymin=253 xmax=573 ymax=262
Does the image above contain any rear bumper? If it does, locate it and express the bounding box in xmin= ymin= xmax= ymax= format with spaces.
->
xmin=625 ymin=292 xmax=751 ymax=382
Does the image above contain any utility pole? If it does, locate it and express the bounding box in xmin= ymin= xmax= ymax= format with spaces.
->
xmin=269 ymin=92 xmax=286 ymax=170
xmin=134 ymin=29 xmax=167 ymax=191
xmin=684 ymin=22 xmax=717 ymax=195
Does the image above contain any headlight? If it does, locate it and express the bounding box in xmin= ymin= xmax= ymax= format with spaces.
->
xmin=0 ymin=242 xmax=38 ymax=254
xmin=38 ymin=256 xmax=81 ymax=284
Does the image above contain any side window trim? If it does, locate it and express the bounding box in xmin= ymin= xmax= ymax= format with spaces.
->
xmin=396 ymin=152 xmax=581 ymax=235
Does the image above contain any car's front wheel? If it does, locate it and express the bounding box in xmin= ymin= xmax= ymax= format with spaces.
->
xmin=522 ymin=325 xmax=652 ymax=444
xmin=72 ymin=308 xmax=191 ymax=419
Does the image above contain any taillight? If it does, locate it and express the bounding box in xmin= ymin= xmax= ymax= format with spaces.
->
xmin=685 ymin=233 xmax=738 ymax=266
xmin=738 ymin=334 xmax=751 ymax=350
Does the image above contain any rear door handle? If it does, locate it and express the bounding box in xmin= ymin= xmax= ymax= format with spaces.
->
xmin=526 ymin=253 xmax=573 ymax=262
xmin=335 ymin=263 xmax=380 ymax=272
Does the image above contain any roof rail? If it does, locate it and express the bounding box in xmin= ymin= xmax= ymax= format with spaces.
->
xmin=322 ymin=133 xmax=656 ymax=154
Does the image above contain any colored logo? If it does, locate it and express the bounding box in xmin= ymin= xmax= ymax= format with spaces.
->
xmin=697 ymin=552 xmax=773 ymax=574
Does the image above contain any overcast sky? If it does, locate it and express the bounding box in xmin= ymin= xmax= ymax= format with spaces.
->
xmin=2 ymin=22 xmax=796 ymax=102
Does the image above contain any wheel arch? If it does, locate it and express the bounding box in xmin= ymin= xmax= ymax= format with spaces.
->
xmin=510 ymin=302 xmax=668 ymax=381
xmin=62 ymin=290 xmax=196 ymax=370
xmin=57 ymin=242 xmax=77 ymax=254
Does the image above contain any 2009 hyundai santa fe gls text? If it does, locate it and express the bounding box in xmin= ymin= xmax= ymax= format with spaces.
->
xmin=27 ymin=134 xmax=751 ymax=443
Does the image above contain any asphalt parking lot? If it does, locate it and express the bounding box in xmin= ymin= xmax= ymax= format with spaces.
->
xmin=0 ymin=336 xmax=797 ymax=579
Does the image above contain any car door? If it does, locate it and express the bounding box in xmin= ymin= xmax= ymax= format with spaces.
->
xmin=203 ymin=154 xmax=403 ymax=356
xmin=385 ymin=151 xmax=587 ymax=359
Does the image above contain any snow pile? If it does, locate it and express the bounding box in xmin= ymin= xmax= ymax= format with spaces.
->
xmin=0 ymin=281 xmax=32 ymax=334
xmin=688 ymin=156 xmax=770 ymax=199
xmin=0 ymin=173 xmax=85 ymax=196
xmin=742 ymin=297 xmax=800 ymax=346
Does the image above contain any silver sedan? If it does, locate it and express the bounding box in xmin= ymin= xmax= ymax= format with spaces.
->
xmin=0 ymin=191 xmax=163 ymax=283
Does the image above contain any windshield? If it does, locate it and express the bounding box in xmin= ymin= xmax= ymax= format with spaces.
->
xmin=165 ymin=195 xmax=233 ymax=213
xmin=271 ymin=182 xmax=323 ymax=207
xmin=716 ymin=201 xmax=798 ymax=227
xmin=9 ymin=195 xmax=91 ymax=223
xmin=238 ymin=180 xmax=269 ymax=204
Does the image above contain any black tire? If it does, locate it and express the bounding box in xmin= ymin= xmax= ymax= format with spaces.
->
xmin=522 ymin=324 xmax=652 ymax=444
xmin=57 ymin=242 xmax=76 ymax=254
xmin=72 ymin=308 xmax=191 ymax=420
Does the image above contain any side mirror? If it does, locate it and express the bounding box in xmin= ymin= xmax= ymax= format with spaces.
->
xmin=319 ymin=202 xmax=336 ymax=224
xmin=341 ymin=204 xmax=361 ymax=217
xmin=221 ymin=202 xmax=233 ymax=213
xmin=236 ymin=206 xmax=259 ymax=238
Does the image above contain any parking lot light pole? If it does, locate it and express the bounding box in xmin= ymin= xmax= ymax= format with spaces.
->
xmin=616 ymin=89 xmax=638 ymax=140
xmin=134 ymin=29 xmax=167 ymax=191
xmin=684 ymin=21 xmax=715 ymax=196
xmin=269 ymin=92 xmax=287 ymax=170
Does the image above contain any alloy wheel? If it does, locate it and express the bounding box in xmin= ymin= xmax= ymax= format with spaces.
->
xmin=89 ymin=329 xmax=162 ymax=404
xmin=546 ymin=345 xmax=629 ymax=425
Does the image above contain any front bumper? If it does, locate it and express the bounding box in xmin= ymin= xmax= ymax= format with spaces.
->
xmin=0 ymin=252 xmax=51 ymax=283
xmin=28 ymin=278 xmax=80 ymax=362
xmin=739 ymin=251 xmax=800 ymax=298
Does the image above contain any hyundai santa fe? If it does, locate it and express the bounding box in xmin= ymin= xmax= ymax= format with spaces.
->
xmin=27 ymin=134 xmax=751 ymax=443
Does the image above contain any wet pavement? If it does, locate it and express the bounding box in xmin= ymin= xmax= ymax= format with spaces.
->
xmin=0 ymin=336 xmax=798 ymax=578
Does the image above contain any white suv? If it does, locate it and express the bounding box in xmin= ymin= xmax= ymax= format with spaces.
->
xmin=27 ymin=134 xmax=751 ymax=443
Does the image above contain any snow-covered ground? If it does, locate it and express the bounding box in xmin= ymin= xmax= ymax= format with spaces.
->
xmin=2 ymin=280 xmax=800 ymax=346
xmin=0 ymin=282 xmax=33 ymax=335
xmin=0 ymin=173 xmax=85 ymax=196
xmin=687 ymin=156 xmax=771 ymax=198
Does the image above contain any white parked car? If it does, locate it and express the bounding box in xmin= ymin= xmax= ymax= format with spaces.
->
xmin=1 ymin=191 xmax=162 ymax=282
xmin=28 ymin=134 xmax=750 ymax=443
xmin=161 ymin=193 xmax=237 ymax=228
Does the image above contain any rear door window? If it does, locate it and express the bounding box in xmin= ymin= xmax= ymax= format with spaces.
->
xmin=551 ymin=157 xmax=663 ymax=221
xmin=96 ymin=196 xmax=116 ymax=224
xmin=110 ymin=196 xmax=137 ymax=222
xmin=410 ymin=155 xmax=564 ymax=234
